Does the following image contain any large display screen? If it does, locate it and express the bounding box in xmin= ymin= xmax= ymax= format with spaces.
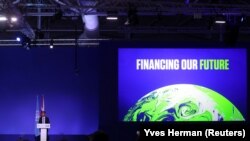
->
xmin=119 ymin=48 xmax=247 ymax=122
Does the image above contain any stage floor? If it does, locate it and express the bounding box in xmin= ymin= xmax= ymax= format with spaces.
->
xmin=0 ymin=135 xmax=88 ymax=141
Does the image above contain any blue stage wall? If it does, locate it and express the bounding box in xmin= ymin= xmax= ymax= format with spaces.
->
xmin=0 ymin=47 xmax=99 ymax=135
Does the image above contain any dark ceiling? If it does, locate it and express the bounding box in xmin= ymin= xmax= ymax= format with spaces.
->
xmin=0 ymin=0 xmax=250 ymax=46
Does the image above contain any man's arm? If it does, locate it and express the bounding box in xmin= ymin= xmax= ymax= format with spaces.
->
xmin=38 ymin=117 xmax=42 ymax=123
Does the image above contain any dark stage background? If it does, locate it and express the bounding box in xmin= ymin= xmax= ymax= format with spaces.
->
xmin=0 ymin=47 xmax=99 ymax=136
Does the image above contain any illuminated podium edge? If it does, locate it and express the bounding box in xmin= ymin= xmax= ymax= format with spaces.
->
xmin=37 ymin=123 xmax=51 ymax=129
xmin=37 ymin=124 xmax=50 ymax=141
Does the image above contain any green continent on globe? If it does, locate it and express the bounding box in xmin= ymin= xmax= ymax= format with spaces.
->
xmin=123 ymin=84 xmax=245 ymax=122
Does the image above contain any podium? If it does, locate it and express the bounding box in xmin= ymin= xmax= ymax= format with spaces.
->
xmin=37 ymin=123 xmax=50 ymax=141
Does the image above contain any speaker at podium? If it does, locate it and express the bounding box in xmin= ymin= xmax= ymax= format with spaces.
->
xmin=37 ymin=111 xmax=50 ymax=141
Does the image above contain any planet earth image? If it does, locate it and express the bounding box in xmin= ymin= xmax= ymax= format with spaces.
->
xmin=124 ymin=84 xmax=245 ymax=121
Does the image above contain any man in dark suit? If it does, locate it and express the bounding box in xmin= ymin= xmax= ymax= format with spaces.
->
xmin=39 ymin=111 xmax=50 ymax=124
xmin=38 ymin=111 xmax=50 ymax=141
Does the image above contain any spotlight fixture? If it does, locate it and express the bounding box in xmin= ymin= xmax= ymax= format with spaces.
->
xmin=0 ymin=14 xmax=18 ymax=28
xmin=106 ymin=16 xmax=118 ymax=20
xmin=49 ymin=39 xmax=54 ymax=49
xmin=214 ymin=16 xmax=226 ymax=24
xmin=215 ymin=20 xmax=226 ymax=24
xmin=239 ymin=14 xmax=246 ymax=23
xmin=241 ymin=17 xmax=244 ymax=22
xmin=16 ymin=37 xmax=21 ymax=42
xmin=0 ymin=16 xmax=7 ymax=21
xmin=106 ymin=11 xmax=118 ymax=21
xmin=10 ymin=17 xmax=18 ymax=23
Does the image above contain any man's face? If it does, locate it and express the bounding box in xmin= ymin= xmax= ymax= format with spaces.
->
xmin=41 ymin=112 xmax=45 ymax=117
